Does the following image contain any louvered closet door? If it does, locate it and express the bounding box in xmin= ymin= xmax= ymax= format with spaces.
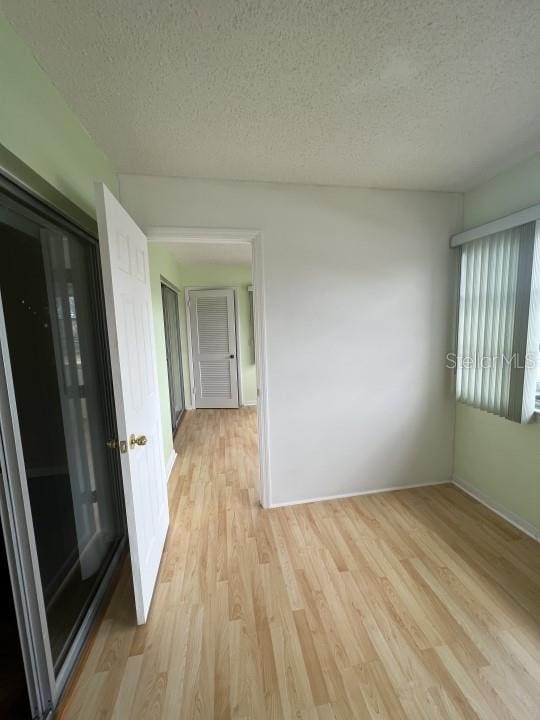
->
xmin=189 ymin=289 xmax=239 ymax=408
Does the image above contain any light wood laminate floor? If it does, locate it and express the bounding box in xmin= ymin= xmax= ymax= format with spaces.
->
xmin=60 ymin=408 xmax=540 ymax=719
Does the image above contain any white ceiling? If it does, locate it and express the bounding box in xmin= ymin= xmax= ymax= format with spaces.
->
xmin=158 ymin=242 xmax=252 ymax=266
xmin=4 ymin=1 xmax=540 ymax=191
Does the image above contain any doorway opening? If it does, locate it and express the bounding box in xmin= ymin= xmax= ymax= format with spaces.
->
xmin=147 ymin=229 xmax=269 ymax=507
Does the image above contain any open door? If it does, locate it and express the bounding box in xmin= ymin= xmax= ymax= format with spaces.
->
xmin=95 ymin=184 xmax=168 ymax=624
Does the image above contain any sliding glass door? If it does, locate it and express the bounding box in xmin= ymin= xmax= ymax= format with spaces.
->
xmin=0 ymin=177 xmax=125 ymax=715
xmin=161 ymin=282 xmax=185 ymax=432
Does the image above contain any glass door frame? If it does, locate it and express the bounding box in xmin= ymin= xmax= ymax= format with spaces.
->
xmin=0 ymin=172 xmax=127 ymax=717
xmin=0 ymin=306 xmax=53 ymax=718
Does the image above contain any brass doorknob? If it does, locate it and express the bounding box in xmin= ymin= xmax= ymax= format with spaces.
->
xmin=129 ymin=434 xmax=148 ymax=449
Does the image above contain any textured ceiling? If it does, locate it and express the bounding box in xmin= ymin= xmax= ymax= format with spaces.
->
xmin=159 ymin=242 xmax=252 ymax=266
xmin=4 ymin=1 xmax=540 ymax=191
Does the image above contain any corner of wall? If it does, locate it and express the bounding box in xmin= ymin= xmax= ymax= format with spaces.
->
xmin=454 ymin=152 xmax=540 ymax=536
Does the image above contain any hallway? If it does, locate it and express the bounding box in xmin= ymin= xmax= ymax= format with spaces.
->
xmin=60 ymin=409 xmax=540 ymax=720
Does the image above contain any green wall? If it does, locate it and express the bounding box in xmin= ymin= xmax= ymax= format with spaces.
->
xmin=0 ymin=14 xmax=117 ymax=215
xmin=148 ymin=244 xmax=255 ymax=464
xmin=454 ymin=152 xmax=540 ymax=534
xmin=464 ymin=152 xmax=540 ymax=230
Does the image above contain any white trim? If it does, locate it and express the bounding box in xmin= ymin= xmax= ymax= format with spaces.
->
xmin=165 ymin=450 xmax=178 ymax=481
xmin=269 ymin=475 xmax=539 ymax=541
xmin=452 ymin=475 xmax=539 ymax=541
xmin=155 ymin=228 xmax=270 ymax=508
xmin=252 ymin=233 xmax=271 ymax=508
xmin=242 ymin=400 xmax=257 ymax=406
xmin=268 ymin=481 xmax=449 ymax=508
xmin=146 ymin=226 xmax=259 ymax=244
xmin=450 ymin=202 xmax=540 ymax=247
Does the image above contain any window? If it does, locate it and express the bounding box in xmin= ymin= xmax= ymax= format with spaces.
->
xmin=455 ymin=220 xmax=540 ymax=423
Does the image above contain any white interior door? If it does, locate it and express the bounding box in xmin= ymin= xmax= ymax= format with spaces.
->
xmin=189 ymin=288 xmax=239 ymax=408
xmin=95 ymin=183 xmax=168 ymax=624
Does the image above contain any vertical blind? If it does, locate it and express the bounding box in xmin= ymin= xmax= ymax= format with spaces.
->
xmin=456 ymin=221 xmax=540 ymax=423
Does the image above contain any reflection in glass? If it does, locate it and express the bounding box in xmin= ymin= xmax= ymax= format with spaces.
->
xmin=0 ymin=205 xmax=123 ymax=672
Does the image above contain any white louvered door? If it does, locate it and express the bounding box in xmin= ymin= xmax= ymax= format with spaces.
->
xmin=189 ymin=288 xmax=239 ymax=408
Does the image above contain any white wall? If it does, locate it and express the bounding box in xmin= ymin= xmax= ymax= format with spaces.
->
xmin=119 ymin=175 xmax=462 ymax=505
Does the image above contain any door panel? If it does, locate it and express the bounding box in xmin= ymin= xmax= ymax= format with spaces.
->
xmin=95 ymin=184 xmax=168 ymax=624
xmin=189 ymin=288 xmax=239 ymax=408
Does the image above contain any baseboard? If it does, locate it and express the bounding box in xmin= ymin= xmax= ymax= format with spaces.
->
xmin=452 ymin=475 xmax=539 ymax=541
xmin=165 ymin=450 xmax=178 ymax=481
xmin=268 ymin=480 xmax=449 ymax=509
xmin=242 ymin=400 xmax=257 ymax=406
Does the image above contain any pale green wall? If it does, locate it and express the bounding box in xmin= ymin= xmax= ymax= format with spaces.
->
xmin=0 ymin=14 xmax=117 ymax=215
xmin=464 ymin=152 xmax=540 ymax=229
xmin=454 ymin=152 xmax=540 ymax=533
xmin=148 ymin=245 xmax=255 ymax=463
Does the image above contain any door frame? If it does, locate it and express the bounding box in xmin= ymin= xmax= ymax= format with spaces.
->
xmin=185 ymin=286 xmax=242 ymax=409
xmin=146 ymin=227 xmax=271 ymax=509
xmin=160 ymin=276 xmax=185 ymax=432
